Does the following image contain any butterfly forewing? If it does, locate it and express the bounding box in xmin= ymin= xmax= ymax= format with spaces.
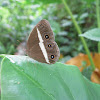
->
xmin=36 ymin=20 xmax=55 ymax=41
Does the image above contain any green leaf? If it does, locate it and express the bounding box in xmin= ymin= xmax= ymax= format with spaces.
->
xmin=26 ymin=0 xmax=61 ymax=4
xmin=82 ymin=0 xmax=95 ymax=7
xmin=80 ymin=28 xmax=100 ymax=41
xmin=82 ymin=0 xmax=95 ymax=4
xmin=82 ymin=66 xmax=92 ymax=80
xmin=0 ymin=55 xmax=100 ymax=100
xmin=0 ymin=42 xmax=6 ymax=54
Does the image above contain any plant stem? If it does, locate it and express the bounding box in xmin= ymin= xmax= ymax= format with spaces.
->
xmin=96 ymin=0 xmax=100 ymax=53
xmin=96 ymin=0 xmax=100 ymax=28
xmin=62 ymin=0 xmax=95 ymax=71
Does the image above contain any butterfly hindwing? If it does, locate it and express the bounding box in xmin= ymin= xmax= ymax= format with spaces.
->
xmin=27 ymin=43 xmax=46 ymax=63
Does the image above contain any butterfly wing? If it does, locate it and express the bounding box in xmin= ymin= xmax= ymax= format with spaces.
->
xmin=26 ymin=19 xmax=60 ymax=64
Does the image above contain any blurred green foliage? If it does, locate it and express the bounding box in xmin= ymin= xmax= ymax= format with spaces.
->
xmin=0 ymin=0 xmax=98 ymax=60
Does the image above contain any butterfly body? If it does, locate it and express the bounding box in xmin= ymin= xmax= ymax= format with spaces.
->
xmin=27 ymin=19 xmax=60 ymax=64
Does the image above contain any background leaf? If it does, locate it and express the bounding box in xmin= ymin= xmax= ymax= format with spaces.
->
xmin=26 ymin=0 xmax=62 ymax=4
xmin=80 ymin=28 xmax=100 ymax=41
xmin=82 ymin=66 xmax=93 ymax=80
xmin=0 ymin=55 xmax=100 ymax=100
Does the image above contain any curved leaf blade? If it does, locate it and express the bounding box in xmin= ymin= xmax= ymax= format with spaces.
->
xmin=1 ymin=55 xmax=100 ymax=100
xmin=80 ymin=28 xmax=100 ymax=41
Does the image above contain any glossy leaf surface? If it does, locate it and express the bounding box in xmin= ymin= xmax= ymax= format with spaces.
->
xmin=0 ymin=55 xmax=100 ymax=100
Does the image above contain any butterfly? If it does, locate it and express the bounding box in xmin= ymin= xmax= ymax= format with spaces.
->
xmin=26 ymin=19 xmax=60 ymax=64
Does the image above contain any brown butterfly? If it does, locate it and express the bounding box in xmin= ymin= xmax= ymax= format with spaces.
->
xmin=26 ymin=19 xmax=60 ymax=64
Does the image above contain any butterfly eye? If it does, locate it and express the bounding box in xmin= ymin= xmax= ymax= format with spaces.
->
xmin=51 ymin=55 xmax=54 ymax=59
xmin=45 ymin=35 xmax=49 ymax=39
xmin=48 ymin=44 xmax=51 ymax=47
